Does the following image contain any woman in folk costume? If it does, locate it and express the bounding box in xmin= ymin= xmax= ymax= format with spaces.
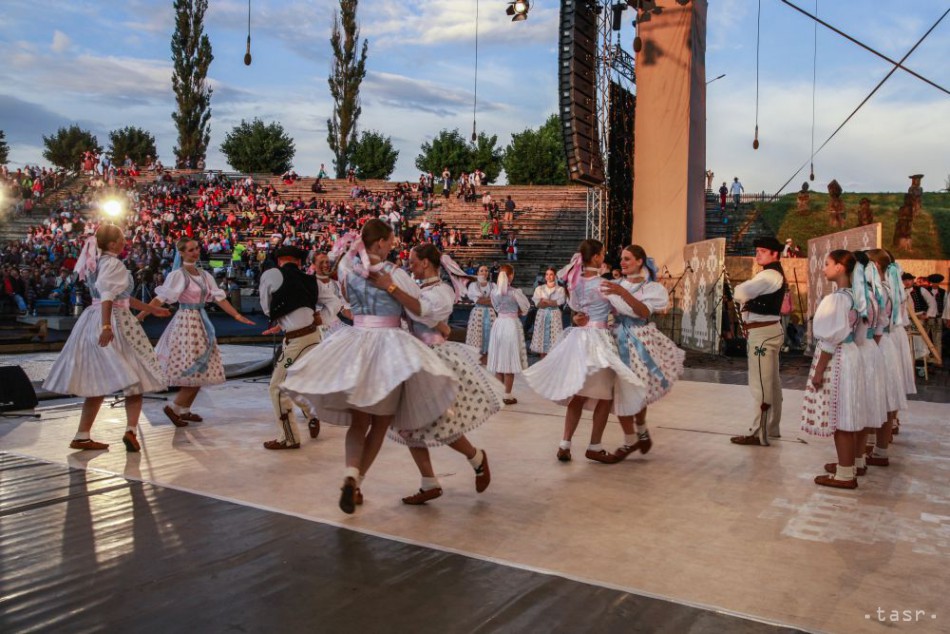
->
xmin=847 ymin=251 xmax=888 ymax=478
xmin=465 ymin=265 xmax=496 ymax=364
xmin=373 ymin=244 xmax=504 ymax=505
xmin=45 ymin=224 xmax=170 ymax=452
xmin=523 ymin=239 xmax=647 ymax=464
xmin=487 ymin=264 xmax=531 ymax=404
xmin=863 ymin=249 xmax=909 ymax=467
xmin=885 ymin=258 xmax=917 ymax=437
xmin=600 ymin=245 xmax=685 ymax=461
xmin=144 ymin=238 xmax=254 ymax=427
xmin=530 ymin=267 xmax=566 ymax=357
xmin=281 ymin=219 xmax=458 ymax=514
xmin=313 ymin=251 xmax=351 ymax=338
xmin=801 ymin=250 xmax=866 ymax=489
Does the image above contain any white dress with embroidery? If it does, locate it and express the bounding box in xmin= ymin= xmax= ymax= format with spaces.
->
xmin=45 ymin=254 xmax=166 ymax=397
xmin=388 ymin=282 xmax=505 ymax=447
xmin=800 ymin=290 xmax=865 ymax=436
xmin=853 ymin=296 xmax=887 ymax=429
xmin=465 ymin=281 xmax=496 ymax=356
xmin=154 ymin=268 xmax=227 ymax=387
xmin=530 ymin=283 xmax=566 ymax=354
xmin=876 ymin=289 xmax=909 ymax=412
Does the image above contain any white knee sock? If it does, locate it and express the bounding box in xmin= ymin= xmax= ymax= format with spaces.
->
xmin=587 ymin=443 xmax=603 ymax=452
xmin=75 ymin=431 xmax=90 ymax=440
xmin=343 ymin=466 xmax=360 ymax=482
xmin=559 ymin=440 xmax=571 ymax=450
xmin=834 ymin=465 xmax=855 ymax=480
xmin=421 ymin=476 xmax=440 ymax=491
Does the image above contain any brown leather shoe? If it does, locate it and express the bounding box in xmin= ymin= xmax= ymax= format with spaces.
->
xmin=556 ymin=447 xmax=572 ymax=462
xmin=613 ymin=443 xmax=638 ymax=461
xmin=179 ymin=412 xmax=203 ymax=422
xmin=263 ymin=439 xmax=301 ymax=450
xmin=308 ymin=418 xmax=320 ymax=439
xmin=730 ymin=434 xmax=764 ymax=446
xmin=122 ymin=431 xmax=141 ymax=453
xmin=502 ymin=397 xmax=518 ymax=405
xmin=585 ymin=449 xmax=621 ymax=464
xmin=814 ymin=474 xmax=858 ymax=489
xmin=865 ymin=454 xmax=890 ymax=467
xmin=475 ymin=451 xmax=490 ymax=493
xmin=69 ymin=438 xmax=109 ymax=451
xmin=354 ymin=488 xmax=364 ymax=506
xmin=340 ymin=477 xmax=358 ymax=514
xmin=824 ymin=462 xmax=867 ymax=476
xmin=402 ymin=487 xmax=443 ymax=505
xmin=163 ymin=405 xmax=188 ymax=427
xmin=637 ymin=432 xmax=653 ymax=455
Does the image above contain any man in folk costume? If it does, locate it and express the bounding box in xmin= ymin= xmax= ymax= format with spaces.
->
xmin=259 ymin=245 xmax=322 ymax=449
xmin=923 ymin=274 xmax=945 ymax=363
xmin=731 ymin=236 xmax=788 ymax=446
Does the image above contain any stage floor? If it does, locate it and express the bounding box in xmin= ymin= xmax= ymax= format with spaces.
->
xmin=1 ymin=376 xmax=947 ymax=633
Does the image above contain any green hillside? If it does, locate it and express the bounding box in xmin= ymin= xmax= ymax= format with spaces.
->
xmin=758 ymin=191 xmax=950 ymax=259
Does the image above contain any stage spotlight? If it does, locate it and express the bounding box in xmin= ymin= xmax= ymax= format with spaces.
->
xmin=102 ymin=199 xmax=123 ymax=219
xmin=244 ymin=35 xmax=252 ymax=66
xmin=611 ymin=3 xmax=628 ymax=31
xmin=506 ymin=0 xmax=530 ymax=22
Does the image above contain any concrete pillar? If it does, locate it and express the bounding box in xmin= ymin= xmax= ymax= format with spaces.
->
xmin=631 ymin=0 xmax=707 ymax=272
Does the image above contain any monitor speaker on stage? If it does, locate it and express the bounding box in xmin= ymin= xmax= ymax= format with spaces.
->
xmin=559 ymin=0 xmax=605 ymax=186
xmin=0 ymin=366 xmax=38 ymax=411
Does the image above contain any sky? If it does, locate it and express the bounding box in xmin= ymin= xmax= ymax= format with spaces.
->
xmin=1 ymin=0 xmax=949 ymax=194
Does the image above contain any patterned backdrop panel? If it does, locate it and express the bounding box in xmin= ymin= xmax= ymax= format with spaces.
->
xmin=680 ymin=238 xmax=725 ymax=353
xmin=806 ymin=223 xmax=881 ymax=344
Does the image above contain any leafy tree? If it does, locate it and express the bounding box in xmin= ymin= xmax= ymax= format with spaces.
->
xmin=469 ymin=131 xmax=503 ymax=185
xmin=108 ymin=126 xmax=158 ymax=166
xmin=415 ymin=129 xmax=504 ymax=184
xmin=349 ymin=130 xmax=398 ymax=180
xmin=171 ymin=0 xmax=214 ymax=168
xmin=503 ymin=115 xmax=568 ymax=185
xmin=42 ymin=126 xmax=102 ymax=170
xmin=0 ymin=130 xmax=8 ymax=165
xmin=220 ymin=119 xmax=296 ymax=174
xmin=327 ymin=0 xmax=369 ymax=178
xmin=415 ymin=129 xmax=473 ymax=177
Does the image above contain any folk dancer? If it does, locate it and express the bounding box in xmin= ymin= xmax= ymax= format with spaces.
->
xmin=259 ymin=245 xmax=322 ymax=449
xmin=282 ymin=219 xmax=458 ymax=514
xmin=600 ymin=245 xmax=685 ymax=460
xmin=730 ymin=236 xmax=787 ymax=447
xmin=45 ymin=225 xmax=169 ymax=452
xmin=523 ymin=240 xmax=647 ymax=463
xmin=530 ymin=267 xmax=566 ymax=358
xmin=374 ymin=244 xmax=503 ymax=505
xmin=146 ymin=238 xmax=254 ymax=427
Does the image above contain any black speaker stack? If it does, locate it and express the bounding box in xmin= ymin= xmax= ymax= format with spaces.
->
xmin=559 ymin=0 xmax=605 ymax=187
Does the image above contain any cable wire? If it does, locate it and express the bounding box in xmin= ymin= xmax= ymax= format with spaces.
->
xmin=472 ymin=0 xmax=480 ymax=143
xmin=753 ymin=0 xmax=762 ymax=149
xmin=808 ymin=0 xmax=818 ymax=180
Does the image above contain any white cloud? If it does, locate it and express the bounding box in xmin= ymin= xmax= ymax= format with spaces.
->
xmin=51 ymin=30 xmax=71 ymax=53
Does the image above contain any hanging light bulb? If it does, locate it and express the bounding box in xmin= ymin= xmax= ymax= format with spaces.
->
xmin=752 ymin=125 xmax=759 ymax=150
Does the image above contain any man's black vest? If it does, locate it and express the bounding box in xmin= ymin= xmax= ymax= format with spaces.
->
xmin=742 ymin=261 xmax=787 ymax=316
xmin=934 ymin=287 xmax=946 ymax=315
xmin=270 ymin=263 xmax=318 ymax=322
xmin=909 ymin=287 xmax=927 ymax=314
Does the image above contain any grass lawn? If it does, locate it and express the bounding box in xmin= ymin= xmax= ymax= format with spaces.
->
xmin=757 ymin=191 xmax=950 ymax=258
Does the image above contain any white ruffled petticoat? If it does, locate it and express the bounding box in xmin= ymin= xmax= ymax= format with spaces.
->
xmin=523 ymin=326 xmax=646 ymax=413
xmin=44 ymin=306 xmax=166 ymax=397
xmin=855 ymin=339 xmax=887 ymax=429
xmin=387 ymin=342 xmax=504 ymax=447
xmin=889 ymin=326 xmax=917 ymax=395
xmin=877 ymin=333 xmax=909 ymax=412
xmin=281 ymin=323 xmax=459 ymax=430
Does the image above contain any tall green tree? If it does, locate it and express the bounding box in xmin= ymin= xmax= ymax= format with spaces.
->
xmin=108 ymin=126 xmax=158 ymax=166
xmin=0 ymin=130 xmax=9 ymax=165
xmin=350 ymin=130 xmax=398 ymax=180
xmin=171 ymin=0 xmax=214 ymax=168
xmin=469 ymin=131 xmax=503 ymax=185
xmin=503 ymin=115 xmax=568 ymax=185
xmin=42 ymin=126 xmax=102 ymax=170
xmin=415 ymin=129 xmax=472 ymax=177
xmin=220 ymin=119 xmax=296 ymax=174
xmin=327 ymin=0 xmax=369 ymax=178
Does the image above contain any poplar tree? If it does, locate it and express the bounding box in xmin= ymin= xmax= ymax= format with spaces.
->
xmin=171 ymin=0 xmax=214 ymax=168
xmin=327 ymin=0 xmax=369 ymax=178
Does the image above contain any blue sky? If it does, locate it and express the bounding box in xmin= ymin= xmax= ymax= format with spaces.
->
xmin=1 ymin=0 xmax=948 ymax=193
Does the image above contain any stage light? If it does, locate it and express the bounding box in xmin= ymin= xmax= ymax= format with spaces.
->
xmin=506 ymin=0 xmax=530 ymax=22
xmin=244 ymin=35 xmax=252 ymax=66
xmin=102 ymin=199 xmax=123 ymax=218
